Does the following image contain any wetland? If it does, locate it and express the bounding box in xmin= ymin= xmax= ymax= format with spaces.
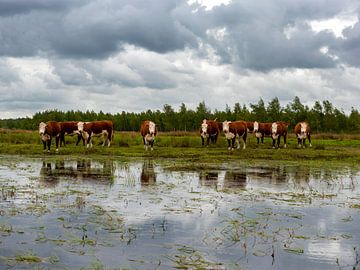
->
xmin=0 ymin=155 xmax=359 ymax=269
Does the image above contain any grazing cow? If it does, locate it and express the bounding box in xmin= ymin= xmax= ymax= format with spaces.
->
xmin=222 ymin=120 xmax=247 ymax=150
xmin=77 ymin=120 xmax=114 ymax=148
xmin=253 ymin=121 xmax=272 ymax=144
xmin=140 ymin=120 xmax=157 ymax=151
xmin=294 ymin=121 xmax=312 ymax=148
xmin=271 ymin=121 xmax=289 ymax=149
xmin=38 ymin=121 xmax=61 ymax=152
xmin=200 ymin=119 xmax=221 ymax=146
xmin=59 ymin=121 xmax=85 ymax=146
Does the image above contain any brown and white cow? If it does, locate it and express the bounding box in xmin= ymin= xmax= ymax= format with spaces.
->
xmin=271 ymin=121 xmax=289 ymax=149
xmin=200 ymin=119 xmax=221 ymax=146
xmin=38 ymin=121 xmax=61 ymax=152
xmin=140 ymin=120 xmax=157 ymax=151
xmin=294 ymin=121 xmax=312 ymax=148
xmin=77 ymin=120 xmax=114 ymax=148
xmin=253 ymin=121 xmax=272 ymax=144
xmin=222 ymin=120 xmax=247 ymax=150
xmin=59 ymin=121 xmax=85 ymax=146
xmin=245 ymin=121 xmax=255 ymax=133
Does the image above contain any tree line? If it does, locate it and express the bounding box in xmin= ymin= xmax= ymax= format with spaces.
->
xmin=1 ymin=97 xmax=359 ymax=133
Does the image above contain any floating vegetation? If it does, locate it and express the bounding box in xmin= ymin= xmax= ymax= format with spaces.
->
xmin=283 ymin=247 xmax=304 ymax=254
xmin=164 ymin=245 xmax=224 ymax=269
xmin=0 ymin=156 xmax=359 ymax=269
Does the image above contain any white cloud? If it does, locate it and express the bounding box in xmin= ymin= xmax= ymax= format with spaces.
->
xmin=309 ymin=13 xmax=358 ymax=38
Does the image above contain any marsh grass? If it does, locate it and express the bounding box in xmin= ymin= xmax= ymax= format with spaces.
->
xmin=0 ymin=129 xmax=359 ymax=163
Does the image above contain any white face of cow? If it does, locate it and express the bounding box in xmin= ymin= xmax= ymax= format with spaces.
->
xmin=298 ymin=122 xmax=308 ymax=139
xmin=300 ymin=122 xmax=307 ymax=133
xmin=223 ymin=120 xmax=235 ymax=140
xmin=271 ymin=122 xmax=279 ymax=139
xmin=222 ymin=120 xmax=230 ymax=134
xmin=39 ymin=122 xmax=46 ymax=135
xmin=253 ymin=121 xmax=259 ymax=132
xmin=77 ymin=122 xmax=84 ymax=132
xmin=201 ymin=120 xmax=208 ymax=138
xmin=149 ymin=121 xmax=156 ymax=135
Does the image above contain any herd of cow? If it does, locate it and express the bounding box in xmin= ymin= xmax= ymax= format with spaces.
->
xmin=200 ymin=119 xmax=311 ymax=150
xmin=38 ymin=119 xmax=311 ymax=152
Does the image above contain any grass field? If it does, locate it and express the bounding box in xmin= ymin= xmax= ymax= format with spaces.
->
xmin=1 ymin=129 xmax=360 ymax=164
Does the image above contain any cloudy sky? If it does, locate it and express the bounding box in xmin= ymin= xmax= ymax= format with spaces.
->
xmin=0 ymin=0 xmax=359 ymax=118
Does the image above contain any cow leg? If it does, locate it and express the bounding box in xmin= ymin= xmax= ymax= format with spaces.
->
xmin=201 ymin=137 xmax=205 ymax=146
xmin=150 ymin=140 xmax=154 ymax=151
xmin=47 ymin=139 xmax=51 ymax=152
xmin=261 ymin=135 xmax=264 ymax=144
xmin=227 ymin=139 xmax=231 ymax=150
xmin=283 ymin=134 xmax=287 ymax=148
xmin=297 ymin=138 xmax=301 ymax=148
xmin=107 ymin=131 xmax=112 ymax=147
xmin=272 ymin=139 xmax=276 ymax=149
xmin=308 ymin=134 xmax=312 ymax=147
xmin=243 ymin=133 xmax=247 ymax=149
xmin=277 ymin=137 xmax=281 ymax=149
xmin=236 ymin=138 xmax=240 ymax=149
xmin=55 ymin=136 xmax=60 ymax=152
xmin=143 ymin=137 xmax=147 ymax=150
xmin=257 ymin=137 xmax=260 ymax=144
xmin=76 ymin=134 xmax=82 ymax=146
xmin=207 ymin=137 xmax=210 ymax=146
xmin=86 ymin=136 xmax=92 ymax=148
xmin=214 ymin=134 xmax=218 ymax=144
xmin=42 ymin=140 xmax=47 ymax=151
xmin=302 ymin=138 xmax=306 ymax=148
xmin=231 ymin=138 xmax=236 ymax=151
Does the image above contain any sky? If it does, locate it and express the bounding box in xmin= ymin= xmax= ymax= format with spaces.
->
xmin=0 ymin=0 xmax=359 ymax=119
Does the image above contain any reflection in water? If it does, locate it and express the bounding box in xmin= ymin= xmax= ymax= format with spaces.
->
xmin=1 ymin=158 xmax=360 ymax=270
xmin=140 ymin=159 xmax=156 ymax=185
xmin=199 ymin=171 xmax=218 ymax=187
xmin=39 ymin=159 xmax=114 ymax=186
xmin=247 ymin=165 xmax=288 ymax=185
xmin=223 ymin=171 xmax=247 ymax=188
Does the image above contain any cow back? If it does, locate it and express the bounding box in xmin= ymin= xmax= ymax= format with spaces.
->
xmin=85 ymin=121 xmax=113 ymax=134
xmin=206 ymin=120 xmax=220 ymax=135
xmin=60 ymin=121 xmax=78 ymax=134
xmin=230 ymin=121 xmax=247 ymax=135
xmin=46 ymin=121 xmax=61 ymax=136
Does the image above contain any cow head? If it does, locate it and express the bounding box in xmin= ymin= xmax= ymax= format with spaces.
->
xmin=297 ymin=122 xmax=308 ymax=139
xmin=39 ymin=122 xmax=50 ymax=141
xmin=253 ymin=121 xmax=259 ymax=132
xmin=201 ymin=119 xmax=208 ymax=138
xmin=271 ymin=122 xmax=279 ymax=139
xmin=149 ymin=121 xmax=156 ymax=136
xmin=222 ymin=120 xmax=231 ymax=134
xmin=77 ymin=121 xmax=84 ymax=132
xmin=300 ymin=122 xmax=307 ymax=134
xmin=39 ymin=122 xmax=47 ymax=136
xmin=77 ymin=121 xmax=90 ymax=141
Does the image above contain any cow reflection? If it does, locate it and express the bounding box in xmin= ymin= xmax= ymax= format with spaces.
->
xmin=247 ymin=165 xmax=288 ymax=186
xmin=199 ymin=171 xmax=218 ymax=187
xmin=140 ymin=160 xmax=156 ymax=185
xmin=223 ymin=171 xmax=247 ymax=188
xmin=40 ymin=159 xmax=114 ymax=186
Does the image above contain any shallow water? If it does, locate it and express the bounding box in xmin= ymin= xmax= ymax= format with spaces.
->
xmin=0 ymin=156 xmax=359 ymax=269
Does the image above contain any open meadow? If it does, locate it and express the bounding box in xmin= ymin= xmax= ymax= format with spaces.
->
xmin=0 ymin=129 xmax=360 ymax=269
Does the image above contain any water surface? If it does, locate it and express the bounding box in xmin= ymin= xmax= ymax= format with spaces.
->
xmin=0 ymin=156 xmax=359 ymax=269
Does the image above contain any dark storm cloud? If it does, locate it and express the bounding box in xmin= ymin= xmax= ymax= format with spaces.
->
xmin=190 ymin=0 xmax=356 ymax=71
xmin=0 ymin=0 xmax=88 ymax=16
xmin=0 ymin=0 xmax=359 ymax=70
